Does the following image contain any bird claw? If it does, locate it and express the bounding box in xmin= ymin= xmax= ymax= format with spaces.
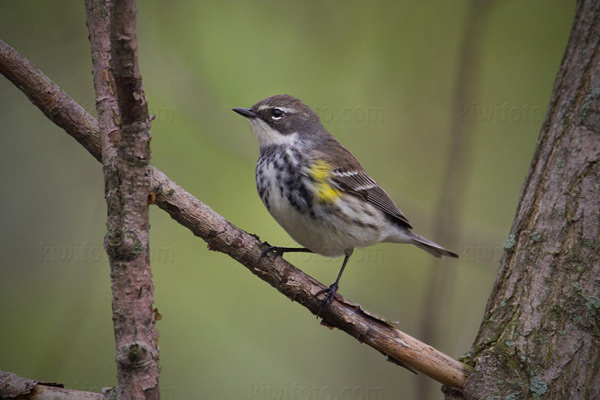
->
xmin=259 ymin=245 xmax=283 ymax=260
xmin=315 ymin=282 xmax=339 ymax=317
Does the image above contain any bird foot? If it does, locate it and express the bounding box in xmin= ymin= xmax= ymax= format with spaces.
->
xmin=259 ymin=245 xmax=284 ymax=260
xmin=315 ymin=282 xmax=339 ymax=317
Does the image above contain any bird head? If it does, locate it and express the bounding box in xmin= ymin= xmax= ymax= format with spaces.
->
xmin=233 ymin=94 xmax=323 ymax=148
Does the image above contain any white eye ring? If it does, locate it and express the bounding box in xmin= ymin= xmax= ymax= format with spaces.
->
xmin=271 ymin=108 xmax=284 ymax=120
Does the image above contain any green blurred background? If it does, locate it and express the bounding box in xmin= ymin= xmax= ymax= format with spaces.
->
xmin=0 ymin=1 xmax=574 ymax=399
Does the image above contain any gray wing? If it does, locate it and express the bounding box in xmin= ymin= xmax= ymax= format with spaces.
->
xmin=331 ymin=169 xmax=412 ymax=229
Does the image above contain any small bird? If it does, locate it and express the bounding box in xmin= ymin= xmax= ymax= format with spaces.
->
xmin=233 ymin=94 xmax=458 ymax=315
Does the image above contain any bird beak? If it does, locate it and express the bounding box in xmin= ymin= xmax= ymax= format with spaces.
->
xmin=232 ymin=108 xmax=259 ymax=119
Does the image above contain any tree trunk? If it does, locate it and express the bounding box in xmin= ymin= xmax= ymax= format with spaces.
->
xmin=449 ymin=0 xmax=600 ymax=398
xmin=85 ymin=1 xmax=160 ymax=399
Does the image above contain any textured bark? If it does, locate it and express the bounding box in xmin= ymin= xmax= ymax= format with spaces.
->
xmin=0 ymin=39 xmax=471 ymax=389
xmin=84 ymin=1 xmax=159 ymax=399
xmin=0 ymin=370 xmax=104 ymax=399
xmin=0 ymin=42 xmax=101 ymax=162
xmin=453 ymin=1 xmax=600 ymax=398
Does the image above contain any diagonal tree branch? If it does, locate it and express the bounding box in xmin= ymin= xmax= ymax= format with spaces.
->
xmin=84 ymin=1 xmax=159 ymax=399
xmin=0 ymin=38 xmax=471 ymax=389
xmin=446 ymin=1 xmax=600 ymax=398
xmin=0 ymin=370 xmax=105 ymax=400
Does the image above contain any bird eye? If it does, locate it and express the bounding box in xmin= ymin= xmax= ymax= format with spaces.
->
xmin=271 ymin=108 xmax=284 ymax=120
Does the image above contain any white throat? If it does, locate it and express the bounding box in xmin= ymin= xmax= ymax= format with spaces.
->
xmin=248 ymin=118 xmax=298 ymax=147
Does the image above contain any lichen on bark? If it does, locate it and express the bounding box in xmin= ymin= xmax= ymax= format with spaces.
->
xmin=451 ymin=1 xmax=600 ymax=399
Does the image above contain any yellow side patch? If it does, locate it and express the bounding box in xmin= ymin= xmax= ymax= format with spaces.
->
xmin=309 ymin=160 xmax=340 ymax=203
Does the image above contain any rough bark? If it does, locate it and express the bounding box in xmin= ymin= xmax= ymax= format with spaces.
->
xmin=0 ymin=370 xmax=104 ymax=399
xmin=0 ymin=38 xmax=470 ymax=389
xmin=84 ymin=1 xmax=159 ymax=399
xmin=452 ymin=0 xmax=600 ymax=398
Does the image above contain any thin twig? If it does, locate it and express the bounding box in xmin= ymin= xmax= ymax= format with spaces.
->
xmin=84 ymin=1 xmax=159 ymax=399
xmin=0 ymin=38 xmax=471 ymax=389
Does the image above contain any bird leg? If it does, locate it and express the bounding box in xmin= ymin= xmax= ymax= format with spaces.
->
xmin=259 ymin=245 xmax=313 ymax=260
xmin=316 ymin=252 xmax=352 ymax=317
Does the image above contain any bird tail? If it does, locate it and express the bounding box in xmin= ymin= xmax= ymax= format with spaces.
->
xmin=406 ymin=231 xmax=459 ymax=259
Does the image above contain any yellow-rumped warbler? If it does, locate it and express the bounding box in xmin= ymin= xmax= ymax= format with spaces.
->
xmin=233 ymin=94 xmax=458 ymax=314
